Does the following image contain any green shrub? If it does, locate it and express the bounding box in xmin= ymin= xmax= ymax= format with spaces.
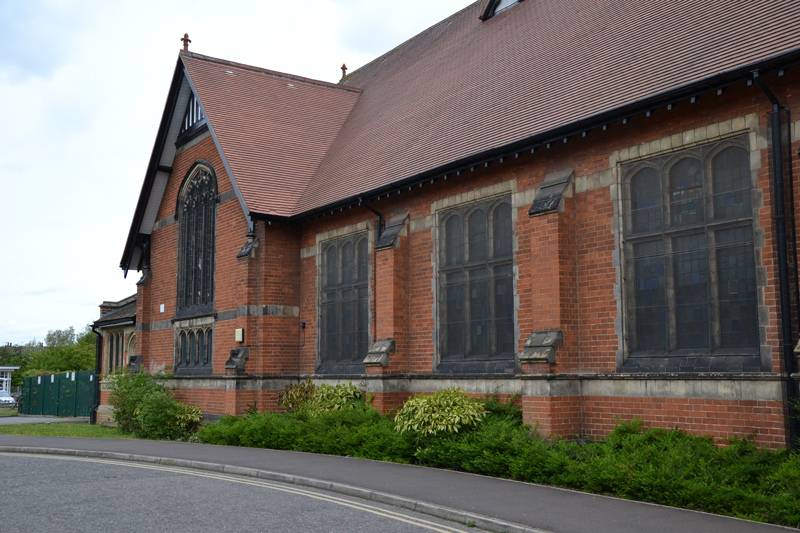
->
xmin=394 ymin=387 xmax=485 ymax=435
xmin=133 ymin=390 xmax=200 ymax=440
xmin=305 ymin=383 xmax=364 ymax=413
xmin=106 ymin=371 xmax=165 ymax=435
xmin=278 ymin=378 xmax=315 ymax=412
xmin=106 ymin=371 xmax=202 ymax=440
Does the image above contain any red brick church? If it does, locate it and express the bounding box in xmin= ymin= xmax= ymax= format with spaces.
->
xmin=95 ymin=0 xmax=800 ymax=447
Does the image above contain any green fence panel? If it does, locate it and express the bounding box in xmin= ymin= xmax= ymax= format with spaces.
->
xmin=43 ymin=374 xmax=59 ymax=416
xmin=21 ymin=375 xmax=44 ymax=415
xmin=75 ymin=371 xmax=95 ymax=417
xmin=58 ymin=372 xmax=76 ymax=417
xmin=19 ymin=379 xmax=29 ymax=415
xmin=19 ymin=371 xmax=95 ymax=417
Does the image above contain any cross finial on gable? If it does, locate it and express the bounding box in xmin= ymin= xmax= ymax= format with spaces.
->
xmin=181 ymin=33 xmax=192 ymax=52
xmin=341 ymin=64 xmax=347 ymax=77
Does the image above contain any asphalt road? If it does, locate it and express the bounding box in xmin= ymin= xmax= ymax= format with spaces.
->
xmin=0 ymin=453 xmax=486 ymax=533
xmin=0 ymin=435 xmax=793 ymax=533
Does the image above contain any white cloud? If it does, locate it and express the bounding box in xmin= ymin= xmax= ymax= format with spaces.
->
xmin=0 ymin=0 xmax=473 ymax=344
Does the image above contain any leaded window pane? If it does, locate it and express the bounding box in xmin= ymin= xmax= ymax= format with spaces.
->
xmin=469 ymin=268 xmax=489 ymax=355
xmin=494 ymin=264 xmax=515 ymax=354
xmin=341 ymin=242 xmax=354 ymax=285
xmin=493 ymin=203 xmax=512 ymax=257
xmin=320 ymin=234 xmax=370 ymax=365
xmin=188 ymin=330 xmax=196 ymax=366
xmin=445 ymin=215 xmax=463 ymax=266
xmin=468 ymin=210 xmax=487 ymax=262
xmin=713 ymin=147 xmax=751 ymax=220
xmin=717 ymin=227 xmax=758 ymax=348
xmin=197 ymin=330 xmax=205 ymax=367
xmin=670 ymin=158 xmax=704 ymax=226
xmin=631 ymin=168 xmax=662 ymax=233
xmin=633 ymin=241 xmax=667 ymax=351
xmin=356 ymin=238 xmax=368 ymax=281
xmin=438 ymin=196 xmax=514 ymax=362
xmin=180 ymin=331 xmax=187 ymax=366
xmin=673 ymin=234 xmax=709 ymax=349
xmin=444 ymin=271 xmax=465 ymax=357
xmin=205 ymin=330 xmax=212 ymax=365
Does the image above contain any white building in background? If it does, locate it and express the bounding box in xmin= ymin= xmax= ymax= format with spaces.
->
xmin=0 ymin=366 xmax=19 ymax=392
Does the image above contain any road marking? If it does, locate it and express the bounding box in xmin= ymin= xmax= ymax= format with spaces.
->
xmin=0 ymin=453 xmax=474 ymax=533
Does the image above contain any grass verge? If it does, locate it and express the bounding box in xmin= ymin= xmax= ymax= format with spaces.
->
xmin=0 ymin=408 xmax=18 ymax=417
xmin=197 ymin=400 xmax=800 ymax=528
xmin=0 ymin=423 xmax=133 ymax=439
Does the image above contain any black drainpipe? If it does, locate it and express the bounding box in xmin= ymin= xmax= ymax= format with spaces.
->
xmin=89 ymin=325 xmax=102 ymax=425
xmin=753 ymin=70 xmax=799 ymax=452
xmin=360 ymin=198 xmax=383 ymax=345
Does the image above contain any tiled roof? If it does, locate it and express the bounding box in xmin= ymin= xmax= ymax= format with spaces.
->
xmin=95 ymin=299 xmax=137 ymax=327
xmin=293 ymin=0 xmax=800 ymax=214
xmin=181 ymin=54 xmax=361 ymax=217
xmin=182 ymin=0 xmax=800 ymax=218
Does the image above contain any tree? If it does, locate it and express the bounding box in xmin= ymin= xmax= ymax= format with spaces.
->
xmin=23 ymin=325 xmax=96 ymax=377
xmin=0 ymin=341 xmax=40 ymax=387
xmin=45 ymin=327 xmax=76 ymax=348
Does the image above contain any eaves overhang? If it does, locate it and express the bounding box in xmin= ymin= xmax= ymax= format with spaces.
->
xmin=280 ymin=46 xmax=800 ymax=225
xmin=120 ymin=57 xmax=186 ymax=276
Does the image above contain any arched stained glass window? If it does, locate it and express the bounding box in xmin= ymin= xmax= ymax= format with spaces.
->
xmin=177 ymin=165 xmax=217 ymax=316
xmin=174 ymin=163 xmax=216 ymax=375
xmin=622 ymin=136 xmax=759 ymax=366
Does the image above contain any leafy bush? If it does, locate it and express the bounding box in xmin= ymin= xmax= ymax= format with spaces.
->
xmin=134 ymin=390 xmax=201 ymax=440
xmin=305 ymin=383 xmax=364 ymax=413
xmin=106 ymin=371 xmax=201 ymax=440
xmin=278 ymin=378 xmax=315 ymax=412
xmin=106 ymin=371 xmax=165 ymax=434
xmin=394 ymin=387 xmax=485 ymax=435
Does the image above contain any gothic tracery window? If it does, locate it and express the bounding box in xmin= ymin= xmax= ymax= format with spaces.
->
xmin=438 ymin=196 xmax=515 ymax=364
xmin=175 ymin=163 xmax=216 ymax=374
xmin=177 ymin=165 xmax=217 ymax=317
xmin=319 ymin=233 xmax=370 ymax=369
xmin=624 ymin=137 xmax=759 ymax=367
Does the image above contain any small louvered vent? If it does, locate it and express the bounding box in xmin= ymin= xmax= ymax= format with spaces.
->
xmin=180 ymin=92 xmax=206 ymax=135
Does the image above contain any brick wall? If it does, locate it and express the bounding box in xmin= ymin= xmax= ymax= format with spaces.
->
xmin=113 ymin=69 xmax=800 ymax=447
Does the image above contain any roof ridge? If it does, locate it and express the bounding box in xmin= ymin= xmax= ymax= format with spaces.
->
xmin=339 ymin=0 xmax=483 ymax=84
xmin=180 ymin=51 xmax=363 ymax=94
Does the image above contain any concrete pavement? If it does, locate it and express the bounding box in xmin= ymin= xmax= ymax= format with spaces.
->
xmin=0 ymin=435 xmax=794 ymax=533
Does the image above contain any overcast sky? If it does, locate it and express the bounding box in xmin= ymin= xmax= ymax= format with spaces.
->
xmin=0 ymin=0 xmax=473 ymax=345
